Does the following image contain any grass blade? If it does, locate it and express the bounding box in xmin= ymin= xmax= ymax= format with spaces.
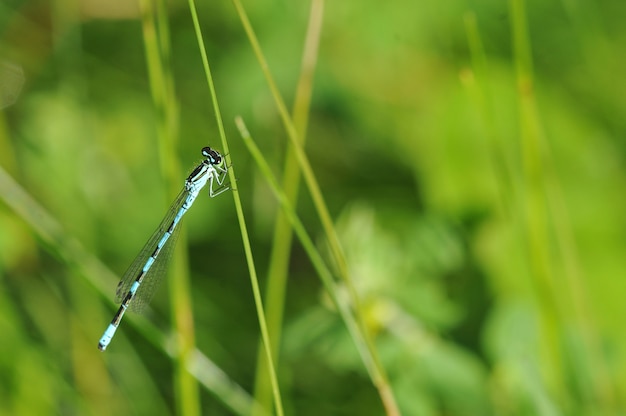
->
xmin=251 ymin=0 xmax=325 ymax=413
xmin=231 ymin=1 xmax=399 ymax=413
xmin=186 ymin=1 xmax=285 ymax=415
xmin=508 ymin=0 xmax=615 ymax=407
xmin=139 ymin=1 xmax=200 ymax=414
xmin=236 ymin=117 xmax=399 ymax=415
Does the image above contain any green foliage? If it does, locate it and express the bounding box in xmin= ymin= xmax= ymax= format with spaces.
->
xmin=1 ymin=0 xmax=625 ymax=415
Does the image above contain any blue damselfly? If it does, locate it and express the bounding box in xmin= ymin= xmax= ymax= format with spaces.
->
xmin=98 ymin=147 xmax=229 ymax=351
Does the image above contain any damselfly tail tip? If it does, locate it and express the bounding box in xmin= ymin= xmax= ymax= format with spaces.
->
xmin=98 ymin=325 xmax=116 ymax=351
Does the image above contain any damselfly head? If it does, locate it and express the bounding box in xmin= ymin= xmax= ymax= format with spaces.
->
xmin=202 ymin=146 xmax=222 ymax=165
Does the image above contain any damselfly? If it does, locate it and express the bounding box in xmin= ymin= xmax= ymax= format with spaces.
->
xmin=98 ymin=147 xmax=229 ymax=351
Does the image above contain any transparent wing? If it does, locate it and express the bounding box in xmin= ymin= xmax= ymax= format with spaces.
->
xmin=115 ymin=188 xmax=187 ymax=313
xmin=127 ymin=217 xmax=183 ymax=313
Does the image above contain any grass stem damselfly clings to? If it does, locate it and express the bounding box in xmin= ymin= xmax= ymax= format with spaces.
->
xmin=98 ymin=147 xmax=229 ymax=351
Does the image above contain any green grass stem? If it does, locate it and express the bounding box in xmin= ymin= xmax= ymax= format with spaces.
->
xmin=187 ymin=1 xmax=285 ymax=415
xmin=509 ymin=0 xmax=615 ymax=408
xmin=231 ymin=1 xmax=399 ymax=413
xmin=139 ymin=1 xmax=200 ymax=414
xmin=509 ymin=0 xmax=564 ymax=397
xmin=463 ymin=13 xmax=513 ymax=219
xmin=251 ymin=0 xmax=324 ymax=413
xmin=236 ymin=117 xmax=399 ymax=416
xmin=512 ymin=3 xmax=608 ymax=406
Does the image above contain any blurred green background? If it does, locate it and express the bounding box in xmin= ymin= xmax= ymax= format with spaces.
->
xmin=1 ymin=0 xmax=625 ymax=415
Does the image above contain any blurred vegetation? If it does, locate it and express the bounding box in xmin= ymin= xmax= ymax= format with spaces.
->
xmin=1 ymin=0 xmax=625 ymax=415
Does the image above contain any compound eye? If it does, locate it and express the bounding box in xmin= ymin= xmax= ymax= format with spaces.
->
xmin=201 ymin=146 xmax=223 ymax=164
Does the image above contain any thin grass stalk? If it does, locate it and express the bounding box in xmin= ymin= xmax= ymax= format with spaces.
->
xmin=139 ymin=1 xmax=200 ymax=415
xmin=544 ymin=166 xmax=617 ymax=407
xmin=509 ymin=0 xmax=572 ymax=406
xmin=508 ymin=1 xmax=616 ymax=407
xmin=251 ymin=0 xmax=324 ymax=413
xmin=230 ymin=2 xmax=399 ymax=414
xmin=463 ymin=13 xmax=513 ymax=219
xmin=235 ymin=115 xmax=370 ymax=360
xmin=236 ymin=117 xmax=400 ymax=415
xmin=0 ymin=164 xmax=260 ymax=415
xmin=186 ymin=1 xmax=285 ymax=415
